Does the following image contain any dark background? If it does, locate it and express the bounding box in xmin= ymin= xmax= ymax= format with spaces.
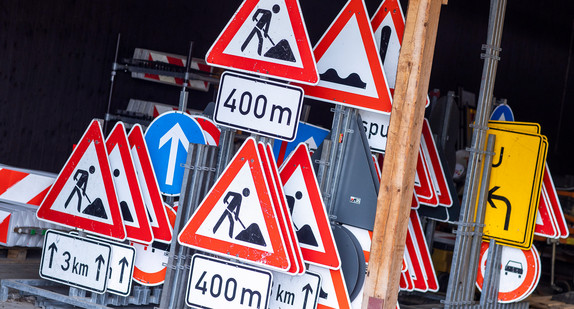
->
xmin=1 ymin=0 xmax=573 ymax=176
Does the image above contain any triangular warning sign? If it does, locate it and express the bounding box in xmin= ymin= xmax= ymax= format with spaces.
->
xmin=414 ymin=148 xmax=439 ymax=206
xmin=127 ymin=124 xmax=173 ymax=244
xmin=308 ymin=264 xmax=351 ymax=309
xmin=280 ymin=143 xmax=341 ymax=270
xmin=259 ymin=142 xmax=306 ymax=275
xmin=371 ymin=0 xmax=405 ymax=89
xmin=543 ymin=164 xmax=569 ymax=238
xmin=205 ymin=0 xmax=319 ymax=85
xmin=409 ymin=210 xmax=439 ymax=292
xmin=37 ymin=120 xmax=126 ymax=240
xmin=371 ymin=0 xmax=429 ymax=108
xmin=535 ymin=187 xmax=558 ymax=238
xmin=106 ymin=122 xmax=154 ymax=244
xmin=178 ymin=137 xmax=290 ymax=272
xmin=298 ymin=0 xmax=392 ymax=114
xmin=421 ymin=119 xmax=452 ymax=207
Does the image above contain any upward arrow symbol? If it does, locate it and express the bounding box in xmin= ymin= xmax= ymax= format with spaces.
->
xmin=159 ymin=123 xmax=190 ymax=186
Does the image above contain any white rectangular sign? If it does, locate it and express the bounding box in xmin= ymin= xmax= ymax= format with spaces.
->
xmin=90 ymin=236 xmax=136 ymax=296
xmin=187 ymin=254 xmax=272 ymax=309
xmin=40 ymin=230 xmax=111 ymax=294
xmin=214 ymin=71 xmax=304 ymax=141
xmin=358 ymin=110 xmax=390 ymax=154
xmin=269 ymin=270 xmax=322 ymax=309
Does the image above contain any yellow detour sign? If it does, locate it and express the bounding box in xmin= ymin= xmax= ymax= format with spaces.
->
xmin=482 ymin=122 xmax=547 ymax=250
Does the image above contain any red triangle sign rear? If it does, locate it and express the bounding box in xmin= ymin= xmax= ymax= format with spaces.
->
xmin=205 ymin=0 xmax=319 ymax=85
xmin=37 ymin=120 xmax=126 ymax=240
xmin=280 ymin=143 xmax=341 ymax=270
xmin=298 ymin=0 xmax=392 ymax=114
xmin=106 ymin=122 xmax=154 ymax=244
xmin=128 ymin=125 xmax=173 ymax=244
xmin=178 ymin=137 xmax=290 ymax=272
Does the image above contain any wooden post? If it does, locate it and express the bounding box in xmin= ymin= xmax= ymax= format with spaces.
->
xmin=362 ymin=0 xmax=444 ymax=308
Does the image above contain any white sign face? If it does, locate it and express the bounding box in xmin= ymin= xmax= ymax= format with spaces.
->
xmin=94 ymin=237 xmax=136 ymax=296
xmin=359 ymin=110 xmax=390 ymax=153
xmin=186 ymin=254 xmax=272 ymax=309
xmin=269 ymin=270 xmax=321 ymax=309
xmin=214 ymin=71 xmax=303 ymax=141
xmin=40 ymin=230 xmax=111 ymax=294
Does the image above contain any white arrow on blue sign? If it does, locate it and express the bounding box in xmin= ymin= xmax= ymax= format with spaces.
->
xmin=490 ymin=104 xmax=514 ymax=122
xmin=145 ymin=111 xmax=206 ymax=196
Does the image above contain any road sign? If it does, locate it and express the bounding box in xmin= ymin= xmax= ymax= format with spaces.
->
xmin=193 ymin=116 xmax=221 ymax=146
xmin=414 ymin=149 xmax=438 ymax=207
xmin=214 ymin=72 xmax=304 ymax=141
xmin=178 ymin=137 xmax=290 ymax=272
xmin=187 ymin=254 xmax=272 ymax=309
xmin=145 ymin=111 xmax=206 ymax=196
xmin=409 ymin=210 xmax=439 ymax=292
xmin=83 ymin=234 xmax=136 ymax=296
xmin=259 ymin=143 xmax=305 ymax=275
xmin=280 ymin=143 xmax=341 ymax=270
xmin=298 ymin=0 xmax=392 ymax=114
xmin=131 ymin=241 xmax=169 ymax=286
xmin=404 ymin=221 xmax=427 ymax=292
xmin=543 ymin=164 xmax=569 ymax=238
xmin=106 ymin=122 xmax=153 ymax=244
xmin=421 ymin=119 xmax=453 ymax=208
xmin=476 ymin=242 xmax=541 ymax=303
xmin=128 ymin=125 xmax=173 ymax=244
xmin=370 ymin=0 xmax=430 ymax=109
xmin=491 ymin=104 xmax=514 ymax=121
xmin=535 ymin=187 xmax=558 ymax=238
xmin=308 ymin=265 xmax=351 ymax=309
xmin=40 ymin=230 xmax=111 ymax=294
xmin=269 ymin=270 xmax=322 ymax=309
xmin=273 ymin=122 xmax=330 ymax=166
xmin=358 ymin=110 xmax=390 ymax=153
xmin=37 ymin=120 xmax=126 ymax=240
xmin=206 ymin=0 xmax=318 ymax=85
xmin=483 ymin=127 xmax=547 ymax=249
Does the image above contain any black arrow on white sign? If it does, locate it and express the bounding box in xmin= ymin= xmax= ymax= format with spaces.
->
xmin=95 ymin=254 xmax=105 ymax=281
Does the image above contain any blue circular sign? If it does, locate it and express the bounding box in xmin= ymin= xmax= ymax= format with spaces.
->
xmin=145 ymin=112 xmax=206 ymax=196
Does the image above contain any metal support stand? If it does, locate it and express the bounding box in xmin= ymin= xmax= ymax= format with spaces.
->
xmin=159 ymin=143 xmax=218 ymax=309
xmin=444 ymin=0 xmax=507 ymax=307
xmin=320 ymin=105 xmax=356 ymax=217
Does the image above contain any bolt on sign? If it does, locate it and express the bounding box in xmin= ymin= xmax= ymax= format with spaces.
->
xmin=481 ymin=121 xmax=547 ymax=250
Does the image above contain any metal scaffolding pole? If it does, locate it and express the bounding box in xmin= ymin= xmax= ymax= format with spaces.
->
xmin=444 ymin=0 xmax=507 ymax=307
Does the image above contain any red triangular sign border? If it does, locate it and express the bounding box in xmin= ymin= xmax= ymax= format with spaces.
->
xmin=205 ymin=0 xmax=319 ymax=85
xmin=299 ymin=0 xmax=392 ymax=114
xmin=280 ymin=143 xmax=341 ymax=270
xmin=127 ymin=124 xmax=173 ymax=244
xmin=106 ymin=122 xmax=154 ymax=244
xmin=37 ymin=120 xmax=126 ymax=240
xmin=178 ymin=137 xmax=290 ymax=271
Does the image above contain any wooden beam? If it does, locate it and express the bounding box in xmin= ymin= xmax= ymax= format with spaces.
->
xmin=362 ymin=0 xmax=444 ymax=308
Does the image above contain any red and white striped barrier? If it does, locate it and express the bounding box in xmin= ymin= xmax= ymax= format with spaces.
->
xmin=132 ymin=48 xmax=213 ymax=92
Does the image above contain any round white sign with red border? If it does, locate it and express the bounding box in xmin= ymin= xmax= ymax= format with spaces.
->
xmin=476 ymin=242 xmax=540 ymax=303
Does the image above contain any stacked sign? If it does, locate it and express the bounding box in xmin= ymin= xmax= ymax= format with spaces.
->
xmin=34 ymin=117 xmax=219 ymax=292
xmin=482 ymin=121 xmax=548 ymax=250
xmin=178 ymin=138 xmax=343 ymax=308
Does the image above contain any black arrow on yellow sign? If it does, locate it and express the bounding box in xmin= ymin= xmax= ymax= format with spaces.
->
xmin=487 ymin=186 xmax=512 ymax=230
